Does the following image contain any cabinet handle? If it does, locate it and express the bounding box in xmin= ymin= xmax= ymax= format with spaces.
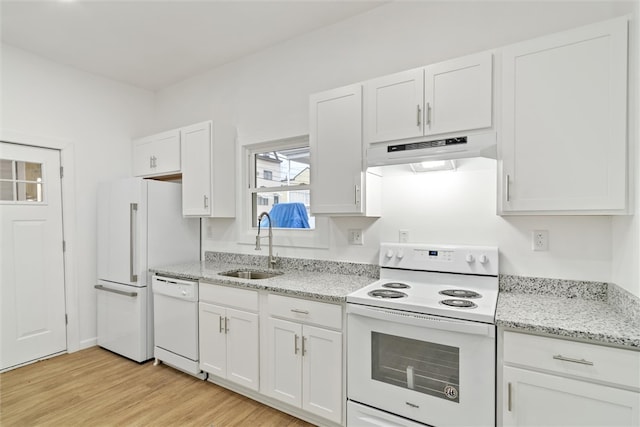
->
xmin=290 ymin=309 xmax=309 ymax=315
xmin=553 ymin=354 xmax=594 ymax=366
xmin=203 ymin=195 xmax=209 ymax=209
xmin=505 ymin=174 xmax=511 ymax=202
xmin=354 ymin=184 xmax=361 ymax=207
xmin=302 ymin=336 xmax=307 ymax=356
xmin=294 ymin=334 xmax=300 ymax=355
xmin=149 ymin=156 xmax=153 ymax=169
xmin=507 ymin=382 xmax=512 ymax=412
xmin=219 ymin=316 xmax=224 ymax=333
xmin=425 ymin=102 xmax=431 ymax=126
xmin=416 ymin=104 xmax=421 ymax=127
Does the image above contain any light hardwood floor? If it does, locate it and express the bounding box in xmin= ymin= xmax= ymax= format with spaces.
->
xmin=0 ymin=346 xmax=314 ymax=426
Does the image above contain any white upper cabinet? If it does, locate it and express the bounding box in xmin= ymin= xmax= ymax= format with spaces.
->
xmin=364 ymin=68 xmax=425 ymax=143
xmin=310 ymin=84 xmax=381 ymax=216
xmin=424 ymin=52 xmax=493 ymax=136
xmin=181 ymin=121 xmax=236 ymax=217
xmin=363 ymin=51 xmax=493 ymax=144
xmin=132 ymin=129 xmax=181 ymax=177
xmin=499 ymin=17 xmax=628 ymax=214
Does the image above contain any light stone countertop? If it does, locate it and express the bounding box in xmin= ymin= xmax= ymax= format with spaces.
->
xmin=496 ymin=276 xmax=640 ymax=350
xmin=150 ymin=260 xmax=376 ymax=303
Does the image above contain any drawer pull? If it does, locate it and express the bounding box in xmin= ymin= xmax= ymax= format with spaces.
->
xmin=507 ymin=382 xmax=512 ymax=412
xmin=553 ymin=354 xmax=594 ymax=366
xmin=291 ymin=309 xmax=309 ymax=315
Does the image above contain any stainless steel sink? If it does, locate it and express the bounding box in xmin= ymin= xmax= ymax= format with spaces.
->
xmin=218 ymin=270 xmax=283 ymax=280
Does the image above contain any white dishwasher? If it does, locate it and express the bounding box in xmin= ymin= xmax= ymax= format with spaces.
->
xmin=152 ymin=275 xmax=206 ymax=379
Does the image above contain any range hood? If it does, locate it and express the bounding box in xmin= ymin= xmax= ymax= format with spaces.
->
xmin=366 ymin=132 xmax=496 ymax=167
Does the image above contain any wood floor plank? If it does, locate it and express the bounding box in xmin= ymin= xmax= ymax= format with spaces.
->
xmin=0 ymin=347 xmax=314 ymax=426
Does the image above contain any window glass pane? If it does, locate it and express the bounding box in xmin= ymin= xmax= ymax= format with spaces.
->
xmin=254 ymin=146 xmax=310 ymax=188
xmin=16 ymin=181 xmax=43 ymax=202
xmin=253 ymin=190 xmax=313 ymax=229
xmin=371 ymin=332 xmax=460 ymax=402
xmin=0 ymin=159 xmax=14 ymax=179
xmin=16 ymin=161 xmax=42 ymax=182
xmin=0 ymin=181 xmax=15 ymax=201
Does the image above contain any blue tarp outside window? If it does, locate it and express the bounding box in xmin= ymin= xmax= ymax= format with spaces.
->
xmin=259 ymin=202 xmax=310 ymax=229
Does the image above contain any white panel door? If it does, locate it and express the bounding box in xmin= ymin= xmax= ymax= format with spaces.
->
xmin=0 ymin=142 xmax=66 ymax=371
xmin=500 ymin=17 xmax=628 ymax=213
xmin=266 ymin=317 xmax=302 ymax=407
xmin=503 ymin=366 xmax=640 ymax=426
xmin=198 ymin=302 xmax=227 ymax=377
xmin=302 ymin=325 xmax=342 ymax=424
xmin=424 ymin=51 xmax=493 ymax=136
xmin=181 ymin=122 xmax=212 ymax=216
xmin=225 ymin=308 xmax=259 ymax=391
xmin=310 ymin=84 xmax=364 ymax=214
xmin=364 ymin=68 xmax=424 ymax=143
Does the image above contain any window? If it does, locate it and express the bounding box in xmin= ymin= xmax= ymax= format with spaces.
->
xmin=248 ymin=141 xmax=314 ymax=229
xmin=0 ymin=159 xmax=44 ymax=203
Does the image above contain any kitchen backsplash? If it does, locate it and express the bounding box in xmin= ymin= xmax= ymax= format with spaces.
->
xmin=204 ymin=251 xmax=379 ymax=278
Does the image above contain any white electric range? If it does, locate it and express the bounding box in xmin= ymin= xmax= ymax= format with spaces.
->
xmin=347 ymin=242 xmax=499 ymax=427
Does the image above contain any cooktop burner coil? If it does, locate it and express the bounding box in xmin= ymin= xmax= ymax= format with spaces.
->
xmin=381 ymin=282 xmax=411 ymax=289
xmin=368 ymin=289 xmax=408 ymax=299
xmin=439 ymin=289 xmax=482 ymax=299
xmin=439 ymin=299 xmax=478 ymax=308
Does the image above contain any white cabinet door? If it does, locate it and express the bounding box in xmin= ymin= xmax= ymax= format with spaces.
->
xmin=198 ymin=302 xmax=226 ymax=378
xmin=503 ymin=366 xmax=639 ymax=427
xmin=225 ymin=307 xmax=259 ymax=391
xmin=302 ymin=325 xmax=342 ymax=424
xmin=364 ymin=68 xmax=424 ymax=143
xmin=310 ymin=84 xmax=368 ymax=215
xmin=500 ymin=17 xmax=628 ymax=214
xmin=181 ymin=122 xmax=212 ymax=216
xmin=424 ymin=51 xmax=492 ymax=136
xmin=266 ymin=317 xmax=303 ymax=407
xmin=132 ymin=130 xmax=180 ymax=177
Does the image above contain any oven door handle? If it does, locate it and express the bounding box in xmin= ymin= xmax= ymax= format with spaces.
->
xmin=347 ymin=303 xmax=495 ymax=337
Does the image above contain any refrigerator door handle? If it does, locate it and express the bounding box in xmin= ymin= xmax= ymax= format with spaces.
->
xmin=95 ymin=284 xmax=138 ymax=298
xmin=130 ymin=203 xmax=138 ymax=283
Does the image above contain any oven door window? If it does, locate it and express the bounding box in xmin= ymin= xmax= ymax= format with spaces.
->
xmin=371 ymin=332 xmax=460 ymax=402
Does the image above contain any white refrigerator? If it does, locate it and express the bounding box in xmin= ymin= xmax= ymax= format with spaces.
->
xmin=96 ymin=177 xmax=199 ymax=362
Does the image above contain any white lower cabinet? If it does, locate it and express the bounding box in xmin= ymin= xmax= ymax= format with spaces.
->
xmin=199 ymin=284 xmax=259 ymax=391
xmin=265 ymin=295 xmax=343 ymax=424
xmin=501 ymin=331 xmax=640 ymax=426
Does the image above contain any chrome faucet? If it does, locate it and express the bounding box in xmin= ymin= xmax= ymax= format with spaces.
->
xmin=256 ymin=212 xmax=277 ymax=269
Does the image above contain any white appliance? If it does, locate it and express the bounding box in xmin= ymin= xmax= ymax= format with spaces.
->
xmin=366 ymin=131 xmax=496 ymax=167
xmin=347 ymin=242 xmax=499 ymax=427
xmin=96 ymin=178 xmax=199 ymax=363
xmin=152 ymin=275 xmax=205 ymax=379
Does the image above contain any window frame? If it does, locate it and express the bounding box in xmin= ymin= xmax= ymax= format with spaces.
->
xmin=238 ymin=135 xmax=329 ymax=250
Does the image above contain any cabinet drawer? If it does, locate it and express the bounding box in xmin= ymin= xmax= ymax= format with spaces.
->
xmin=503 ymin=331 xmax=640 ymax=389
xmin=267 ymin=294 xmax=342 ymax=330
xmin=199 ymin=282 xmax=258 ymax=312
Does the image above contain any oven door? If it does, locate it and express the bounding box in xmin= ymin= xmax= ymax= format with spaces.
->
xmin=347 ymin=303 xmax=495 ymax=427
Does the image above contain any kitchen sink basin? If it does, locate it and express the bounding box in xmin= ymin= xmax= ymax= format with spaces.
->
xmin=218 ymin=270 xmax=283 ymax=280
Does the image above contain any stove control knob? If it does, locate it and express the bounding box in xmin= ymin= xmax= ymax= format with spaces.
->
xmin=396 ymin=250 xmax=405 ymax=260
xmin=385 ymin=249 xmax=394 ymax=259
xmin=465 ymin=253 xmax=475 ymax=263
xmin=478 ymin=254 xmax=488 ymax=264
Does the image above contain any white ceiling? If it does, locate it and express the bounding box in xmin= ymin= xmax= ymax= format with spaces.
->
xmin=0 ymin=0 xmax=385 ymax=91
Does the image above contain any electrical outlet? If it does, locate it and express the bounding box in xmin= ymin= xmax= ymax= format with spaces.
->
xmin=348 ymin=229 xmax=363 ymax=245
xmin=399 ymin=229 xmax=409 ymax=243
xmin=532 ymin=230 xmax=549 ymax=251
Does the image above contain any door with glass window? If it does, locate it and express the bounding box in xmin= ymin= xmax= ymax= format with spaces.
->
xmin=0 ymin=142 xmax=66 ymax=371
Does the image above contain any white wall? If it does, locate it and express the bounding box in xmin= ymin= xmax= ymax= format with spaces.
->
xmin=154 ymin=1 xmax=638 ymax=297
xmin=1 ymin=45 xmax=156 ymax=348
